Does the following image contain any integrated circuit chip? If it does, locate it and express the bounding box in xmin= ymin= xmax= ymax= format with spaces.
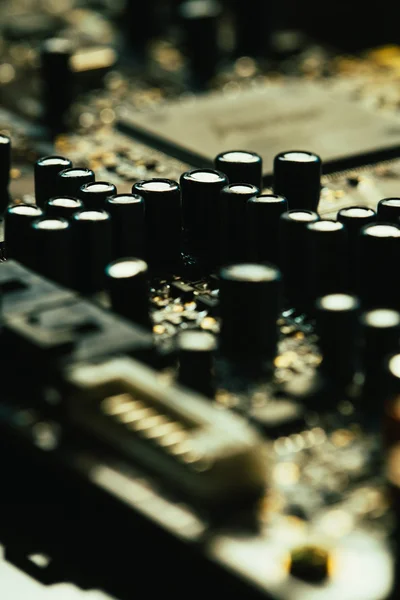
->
xmin=118 ymin=79 xmax=400 ymax=174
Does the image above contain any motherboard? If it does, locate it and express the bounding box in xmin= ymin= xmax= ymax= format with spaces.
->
xmin=1 ymin=2 xmax=400 ymax=599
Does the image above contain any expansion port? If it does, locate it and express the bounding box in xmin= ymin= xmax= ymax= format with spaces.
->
xmin=65 ymin=357 xmax=267 ymax=507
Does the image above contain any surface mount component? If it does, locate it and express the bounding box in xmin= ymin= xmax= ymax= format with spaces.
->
xmin=0 ymin=260 xmax=74 ymax=316
xmin=118 ymin=80 xmax=400 ymax=175
xmin=4 ymin=295 xmax=154 ymax=367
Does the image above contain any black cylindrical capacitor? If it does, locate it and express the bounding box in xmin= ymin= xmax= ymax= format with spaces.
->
xmin=46 ymin=196 xmax=84 ymax=219
xmin=247 ymin=194 xmax=288 ymax=264
xmin=306 ymin=220 xmax=347 ymax=304
xmin=40 ymin=38 xmax=73 ymax=135
xmin=4 ymin=204 xmax=44 ymax=266
xmin=105 ymin=258 xmax=150 ymax=328
xmin=232 ymin=0 xmax=271 ymax=58
xmin=337 ymin=206 xmax=376 ymax=233
xmin=105 ymin=194 xmax=146 ymax=260
xmin=132 ymin=179 xmax=181 ymax=266
xmin=78 ymin=181 xmax=117 ymax=210
xmin=219 ymin=262 xmax=282 ymax=359
xmin=215 ymin=150 xmax=263 ymax=189
xmin=279 ymin=210 xmax=319 ymax=311
xmin=361 ymin=309 xmax=400 ymax=401
xmin=181 ymin=168 xmax=228 ymax=259
xmin=273 ymin=151 xmax=321 ymax=211
xmin=0 ymin=134 xmax=11 ymax=211
xmin=124 ymin=0 xmax=161 ymax=54
xmin=377 ymin=198 xmax=400 ymax=223
xmin=220 ymin=183 xmax=259 ymax=264
xmin=315 ymin=293 xmax=360 ymax=384
xmin=177 ymin=330 xmax=217 ymax=397
xmin=30 ymin=216 xmax=73 ymax=287
xmin=58 ymin=167 xmax=95 ymax=198
xmin=34 ymin=155 xmax=72 ymax=209
xmin=178 ymin=0 xmax=222 ymax=84
xmin=357 ymin=223 xmax=400 ymax=309
xmin=337 ymin=206 xmax=376 ymax=291
xmin=72 ymin=209 xmax=112 ymax=294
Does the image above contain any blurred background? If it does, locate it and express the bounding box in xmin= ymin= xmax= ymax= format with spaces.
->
xmin=1 ymin=0 xmax=400 ymax=133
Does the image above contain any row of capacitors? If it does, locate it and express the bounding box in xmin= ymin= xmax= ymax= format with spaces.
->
xmin=0 ymin=144 xmax=309 ymax=277
xmin=7 ymin=143 xmax=400 ymax=316
xmin=3 ymin=136 xmax=400 ymax=396
xmin=5 ymin=146 xmax=322 ymax=277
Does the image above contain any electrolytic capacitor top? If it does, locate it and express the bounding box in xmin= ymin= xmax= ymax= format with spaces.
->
xmin=132 ymin=179 xmax=181 ymax=266
xmin=105 ymin=257 xmax=150 ymax=328
xmin=177 ymin=330 xmax=217 ymax=398
xmin=4 ymin=204 xmax=44 ymax=267
xmin=181 ymin=168 xmax=228 ymax=260
xmin=273 ymin=150 xmax=321 ymax=211
xmin=337 ymin=206 xmax=376 ymax=291
xmin=220 ymin=183 xmax=259 ymax=264
xmin=35 ymin=155 xmax=72 ymax=208
xmin=219 ymin=262 xmax=282 ymax=361
xmin=316 ymin=293 xmax=360 ymax=384
xmin=30 ymin=216 xmax=73 ymax=287
xmin=46 ymin=196 xmax=84 ymax=219
xmin=357 ymin=223 xmax=400 ymax=309
xmin=40 ymin=38 xmax=73 ymax=135
xmin=279 ymin=209 xmax=319 ymax=311
xmin=58 ymin=167 xmax=95 ymax=198
xmin=306 ymin=219 xmax=347 ymax=304
xmin=247 ymin=194 xmax=288 ymax=265
xmin=105 ymin=193 xmax=146 ymax=260
xmin=78 ymin=181 xmax=117 ymax=210
xmin=178 ymin=0 xmax=222 ymax=84
xmin=377 ymin=198 xmax=400 ymax=223
xmin=337 ymin=206 xmax=376 ymax=229
xmin=72 ymin=209 xmax=112 ymax=294
xmin=215 ymin=150 xmax=262 ymax=189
